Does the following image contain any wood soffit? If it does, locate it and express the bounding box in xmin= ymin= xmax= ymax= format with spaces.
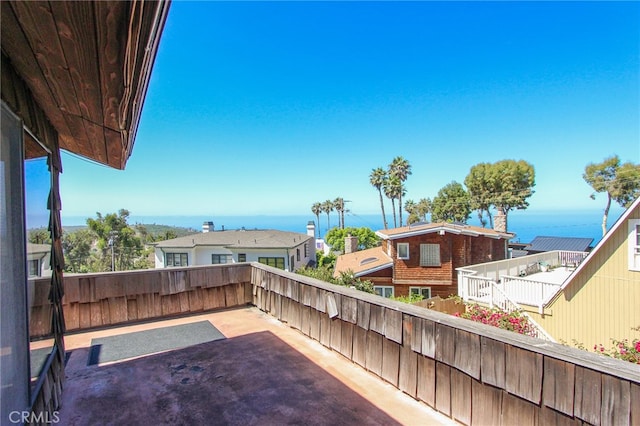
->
xmin=1 ymin=1 xmax=170 ymax=169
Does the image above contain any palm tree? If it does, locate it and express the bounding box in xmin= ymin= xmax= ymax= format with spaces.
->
xmin=321 ymin=200 xmax=334 ymax=234
xmin=311 ymin=202 xmax=322 ymax=237
xmin=384 ymin=175 xmax=402 ymax=228
xmin=388 ymin=157 xmax=412 ymax=226
xmin=334 ymin=197 xmax=346 ymax=229
xmin=369 ymin=167 xmax=388 ymax=229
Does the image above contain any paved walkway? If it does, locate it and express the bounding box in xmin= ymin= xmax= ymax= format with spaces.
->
xmin=59 ymin=307 xmax=457 ymax=425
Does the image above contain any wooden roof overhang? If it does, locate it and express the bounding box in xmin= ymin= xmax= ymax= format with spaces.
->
xmin=1 ymin=1 xmax=171 ymax=169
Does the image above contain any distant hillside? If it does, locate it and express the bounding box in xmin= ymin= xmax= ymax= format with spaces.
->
xmin=58 ymin=224 xmax=198 ymax=239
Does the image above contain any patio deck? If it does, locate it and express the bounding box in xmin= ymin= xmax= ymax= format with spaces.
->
xmin=58 ymin=306 xmax=456 ymax=425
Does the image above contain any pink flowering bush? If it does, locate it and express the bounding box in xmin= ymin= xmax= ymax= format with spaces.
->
xmin=454 ymin=304 xmax=536 ymax=337
xmin=593 ymin=336 xmax=640 ymax=364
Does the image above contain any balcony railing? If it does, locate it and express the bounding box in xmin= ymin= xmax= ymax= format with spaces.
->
xmin=29 ymin=263 xmax=638 ymax=426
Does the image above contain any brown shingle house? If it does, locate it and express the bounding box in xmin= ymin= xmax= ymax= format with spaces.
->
xmin=335 ymin=222 xmax=513 ymax=298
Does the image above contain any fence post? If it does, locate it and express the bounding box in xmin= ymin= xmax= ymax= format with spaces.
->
xmin=489 ymin=283 xmax=494 ymax=309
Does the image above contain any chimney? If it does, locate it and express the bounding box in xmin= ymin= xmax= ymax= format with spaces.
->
xmin=345 ymin=234 xmax=358 ymax=254
xmin=494 ymin=209 xmax=507 ymax=233
xmin=306 ymin=221 xmax=316 ymax=238
xmin=202 ymin=221 xmax=214 ymax=233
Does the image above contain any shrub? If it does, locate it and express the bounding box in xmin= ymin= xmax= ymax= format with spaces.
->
xmin=455 ymin=304 xmax=536 ymax=337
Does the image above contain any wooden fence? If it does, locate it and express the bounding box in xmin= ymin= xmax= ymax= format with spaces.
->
xmin=30 ymin=263 xmax=639 ymax=425
xmin=251 ymin=263 xmax=640 ymax=426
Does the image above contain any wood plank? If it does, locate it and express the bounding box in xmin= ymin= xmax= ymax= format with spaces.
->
xmin=289 ymin=301 xmax=301 ymax=330
xmin=471 ymin=380 xmax=502 ymax=426
xmin=356 ymin=299 xmax=370 ymax=330
xmin=574 ymin=366 xmax=602 ymax=425
xmin=501 ymin=392 xmax=538 ymax=426
xmin=540 ymin=406 xmax=582 ymax=426
xmin=178 ymin=292 xmax=189 ymax=313
xmin=421 ymin=319 xmax=436 ymax=358
xmin=301 ymin=284 xmax=311 ymax=306
xmin=365 ymin=331 xmax=383 ymax=377
xmin=340 ymin=322 xmax=354 ymax=360
xmin=308 ymin=286 xmax=318 ymax=311
xmin=300 ymin=305 xmax=311 ymax=336
xmin=601 ymin=375 xmax=631 ymax=426
xmin=454 ymin=329 xmax=481 ymax=380
xmin=326 ymin=293 xmax=339 ymax=319
xmin=330 ymin=318 xmax=342 ymax=352
xmin=309 ymin=308 xmax=320 ymax=341
xmin=435 ymin=362 xmax=451 ymax=417
xmin=352 ymin=325 xmax=367 ymax=368
xmin=450 ymin=368 xmax=472 ymax=425
xmin=341 ymin=296 xmax=357 ymax=324
xmin=101 ymin=299 xmax=112 ymax=324
xmin=212 ymin=287 xmax=226 ymax=309
xmin=188 ymin=288 xmax=204 ymax=312
xmin=280 ymin=296 xmax=289 ymax=323
xmin=126 ymin=298 xmax=137 ymax=322
xmin=320 ymin=312 xmax=332 ymax=348
xmin=63 ymin=303 xmax=79 ymax=331
xmin=224 ymin=284 xmax=238 ymax=307
xmin=384 ymin=308 xmax=403 ymax=344
xmin=369 ymin=304 xmax=385 ymax=335
xmin=505 ymin=345 xmax=543 ymax=404
xmin=315 ymin=289 xmax=326 ymax=313
xmin=411 ymin=316 xmax=423 ymax=353
xmin=63 ymin=277 xmax=80 ymax=303
xmin=89 ymin=302 xmax=102 ymax=327
xmin=480 ymin=337 xmax=506 ymax=388
xmin=381 ymin=338 xmax=400 ymax=387
xmin=630 ymin=383 xmax=639 ymax=426
xmin=417 ymin=355 xmax=436 ymax=408
xmin=435 ymin=324 xmax=455 ymax=365
xmin=399 ymin=342 xmax=418 ymax=398
xmin=271 ymin=292 xmax=280 ymax=320
xmin=542 ymin=357 xmax=575 ymax=417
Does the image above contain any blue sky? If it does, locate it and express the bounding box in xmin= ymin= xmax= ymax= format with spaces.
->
xmin=56 ymin=1 xmax=639 ymax=221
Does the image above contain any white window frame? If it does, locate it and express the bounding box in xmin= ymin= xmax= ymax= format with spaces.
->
xmin=629 ymin=219 xmax=640 ymax=271
xmin=212 ymin=254 xmax=232 ymax=264
xmin=410 ymin=286 xmax=432 ymax=299
xmin=166 ymin=252 xmax=188 ymax=267
xmin=28 ymin=259 xmax=41 ymax=277
xmin=374 ymin=286 xmax=395 ymax=298
xmin=420 ymin=243 xmax=441 ymax=267
xmin=397 ymin=243 xmax=409 ymax=260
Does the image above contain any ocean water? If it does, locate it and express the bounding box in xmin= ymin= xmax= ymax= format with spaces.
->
xmin=57 ymin=207 xmax=626 ymax=246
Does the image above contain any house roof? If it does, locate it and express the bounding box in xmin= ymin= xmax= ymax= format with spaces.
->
xmin=546 ymin=196 xmax=640 ymax=305
xmin=154 ymin=230 xmax=313 ymax=250
xmin=1 ymin=1 xmax=170 ymax=169
xmin=333 ymin=246 xmax=393 ymax=278
xmin=527 ymin=236 xmax=594 ymax=253
xmin=376 ymin=222 xmax=513 ymax=240
xmin=27 ymin=243 xmax=50 ymax=256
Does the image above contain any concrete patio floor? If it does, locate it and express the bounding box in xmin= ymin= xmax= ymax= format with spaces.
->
xmin=58 ymin=306 xmax=457 ymax=425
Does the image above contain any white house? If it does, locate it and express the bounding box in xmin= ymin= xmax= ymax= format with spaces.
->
xmin=153 ymin=228 xmax=316 ymax=272
xmin=27 ymin=243 xmax=51 ymax=277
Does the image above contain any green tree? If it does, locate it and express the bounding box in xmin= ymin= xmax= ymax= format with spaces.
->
xmin=384 ymin=175 xmax=403 ymax=228
xmin=388 ymin=157 xmax=412 ymax=227
xmin=62 ymin=229 xmax=96 ymax=273
xmin=321 ymin=200 xmax=334 ymax=234
xmin=431 ymin=181 xmax=471 ymax=223
xmin=86 ymin=209 xmax=145 ymax=271
xmin=311 ymin=202 xmax=322 ymax=237
xmin=404 ymin=198 xmax=431 ymax=225
xmin=296 ymin=267 xmax=374 ymax=294
xmin=324 ymin=227 xmax=380 ymax=253
xmin=583 ymin=155 xmax=640 ymax=237
xmin=28 ymin=227 xmax=51 ymax=244
xmin=369 ymin=167 xmax=389 ymax=229
xmin=490 ymin=160 xmax=535 ymax=230
xmin=333 ymin=197 xmax=346 ymax=229
xmin=464 ymin=162 xmax=494 ymax=228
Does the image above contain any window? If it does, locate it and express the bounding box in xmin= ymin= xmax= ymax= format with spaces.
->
xmin=28 ymin=259 xmax=40 ymax=277
xmin=238 ymin=253 xmax=247 ymax=262
xmin=212 ymin=254 xmax=232 ymax=264
xmin=304 ymin=243 xmax=309 ymax=257
xmin=374 ymin=286 xmax=394 ymax=298
xmin=297 ymin=248 xmax=300 ymax=261
xmin=258 ymin=257 xmax=285 ymax=270
xmin=166 ymin=253 xmax=188 ymax=267
xmin=420 ymin=244 xmax=441 ymax=266
xmin=629 ymin=220 xmax=640 ymax=271
xmin=397 ymin=243 xmax=409 ymax=259
xmin=410 ymin=287 xmax=431 ymax=300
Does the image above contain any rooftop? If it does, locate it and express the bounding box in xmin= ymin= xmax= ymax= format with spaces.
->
xmin=56 ymin=306 xmax=455 ymax=425
xmin=376 ymin=222 xmax=513 ymax=240
xmin=526 ymin=236 xmax=594 ymax=253
xmin=333 ymin=246 xmax=393 ymax=277
xmin=153 ymin=229 xmax=313 ymax=249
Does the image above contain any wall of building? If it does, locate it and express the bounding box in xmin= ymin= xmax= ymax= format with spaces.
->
xmin=528 ymin=207 xmax=640 ymax=348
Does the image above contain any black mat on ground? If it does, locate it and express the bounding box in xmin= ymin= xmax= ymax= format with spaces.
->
xmin=87 ymin=321 xmax=225 ymax=366
xmin=30 ymin=347 xmax=53 ymax=378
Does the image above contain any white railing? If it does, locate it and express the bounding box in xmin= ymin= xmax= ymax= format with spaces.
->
xmin=500 ymin=275 xmax=562 ymax=312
